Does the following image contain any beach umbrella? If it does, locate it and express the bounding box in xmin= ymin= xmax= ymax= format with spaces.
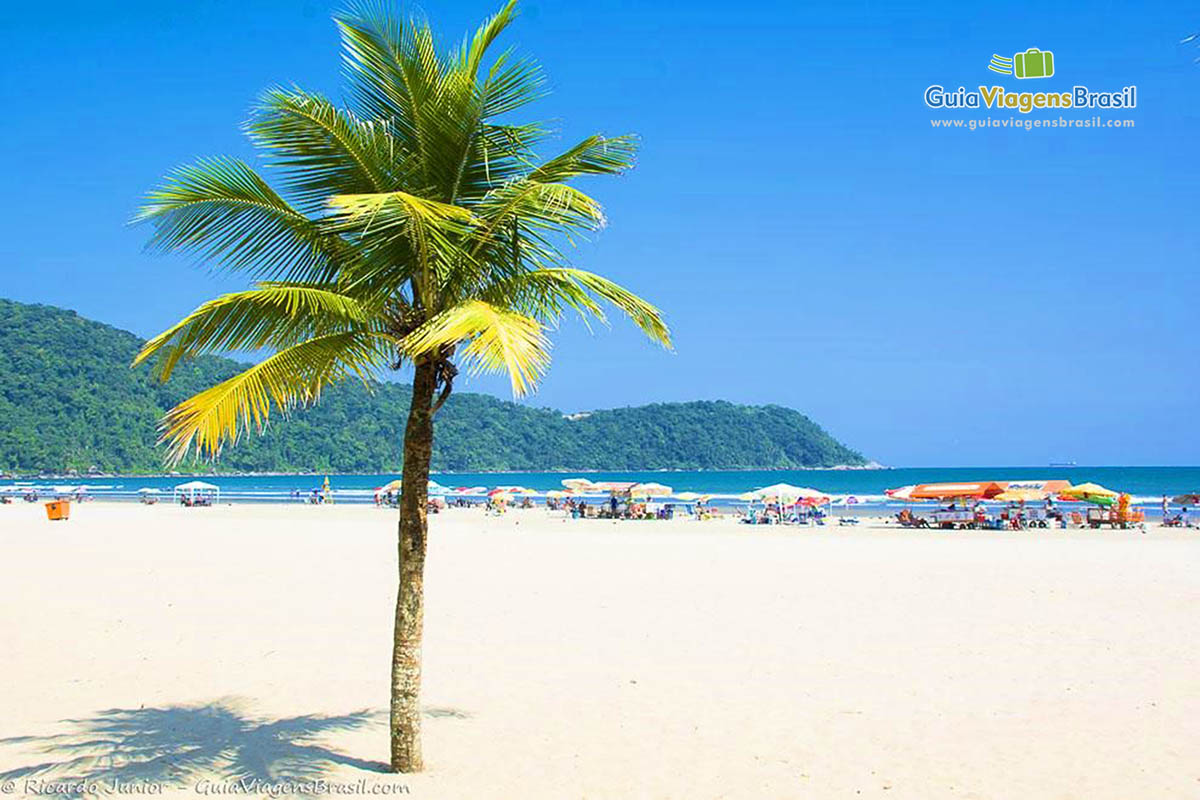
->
xmin=494 ymin=485 xmax=536 ymax=494
xmin=381 ymin=479 xmax=403 ymax=492
xmin=594 ymin=481 xmax=637 ymax=494
xmin=994 ymin=488 xmax=1050 ymax=502
xmin=751 ymin=483 xmax=826 ymax=502
xmin=1060 ymin=483 xmax=1119 ymax=505
xmin=454 ymin=486 xmax=487 ymax=495
xmin=1001 ymin=480 xmax=1070 ymax=496
xmin=1171 ymin=493 xmax=1200 ymax=505
xmin=630 ymin=482 xmax=673 ymax=498
xmin=674 ymin=491 xmax=703 ymax=501
xmin=137 ymin=488 xmax=160 ymax=494
xmin=546 ymin=489 xmax=571 ymax=498
xmin=736 ymin=491 xmax=758 ymax=502
xmin=885 ymin=485 xmax=921 ymax=501
xmin=909 ymin=482 xmax=1003 ymax=500
xmin=427 ymin=480 xmax=447 ymax=494
xmin=562 ymin=478 xmax=599 ymax=491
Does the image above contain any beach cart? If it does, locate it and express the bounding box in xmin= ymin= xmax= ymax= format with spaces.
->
xmin=45 ymin=500 xmax=70 ymax=521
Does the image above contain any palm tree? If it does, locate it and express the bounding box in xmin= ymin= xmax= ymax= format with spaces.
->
xmin=132 ymin=0 xmax=669 ymax=773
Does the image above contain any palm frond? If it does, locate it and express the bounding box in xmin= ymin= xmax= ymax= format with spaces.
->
xmin=249 ymin=89 xmax=397 ymax=211
xmin=134 ymin=284 xmax=379 ymax=380
xmin=399 ymin=300 xmax=549 ymax=395
xmin=327 ymin=191 xmax=474 ymax=301
xmin=472 ymin=181 xmax=605 ymax=261
xmin=484 ymin=268 xmax=671 ymax=347
xmin=459 ymin=0 xmax=518 ymax=77
xmin=158 ymin=331 xmax=390 ymax=463
xmin=135 ymin=157 xmax=340 ymax=283
xmin=529 ymin=134 xmax=639 ymax=183
xmin=480 ymin=48 xmax=547 ymax=118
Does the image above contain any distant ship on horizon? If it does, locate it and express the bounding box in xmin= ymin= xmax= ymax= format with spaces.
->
xmin=1049 ymin=461 xmax=1078 ymax=467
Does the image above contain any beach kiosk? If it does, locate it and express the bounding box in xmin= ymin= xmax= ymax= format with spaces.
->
xmin=173 ymin=480 xmax=219 ymax=506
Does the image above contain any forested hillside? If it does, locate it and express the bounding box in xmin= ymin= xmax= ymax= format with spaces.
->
xmin=0 ymin=299 xmax=867 ymax=474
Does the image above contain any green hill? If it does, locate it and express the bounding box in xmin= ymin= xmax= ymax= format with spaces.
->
xmin=0 ymin=298 xmax=867 ymax=474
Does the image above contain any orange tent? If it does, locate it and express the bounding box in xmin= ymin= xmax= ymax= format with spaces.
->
xmin=909 ymin=482 xmax=1004 ymax=500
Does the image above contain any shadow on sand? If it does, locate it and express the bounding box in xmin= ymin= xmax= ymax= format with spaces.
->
xmin=0 ymin=699 xmax=465 ymax=796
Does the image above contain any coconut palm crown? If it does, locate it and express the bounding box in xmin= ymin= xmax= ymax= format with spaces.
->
xmin=134 ymin=0 xmax=670 ymax=463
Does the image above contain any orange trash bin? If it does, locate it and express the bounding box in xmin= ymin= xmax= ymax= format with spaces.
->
xmin=45 ymin=500 xmax=71 ymax=521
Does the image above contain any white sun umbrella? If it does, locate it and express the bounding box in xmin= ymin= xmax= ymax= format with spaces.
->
xmin=427 ymin=480 xmax=447 ymax=495
xmin=561 ymin=477 xmax=600 ymax=492
xmin=752 ymin=483 xmax=826 ymax=503
xmin=674 ymin=491 xmax=703 ymax=501
xmin=630 ymin=482 xmax=673 ymax=498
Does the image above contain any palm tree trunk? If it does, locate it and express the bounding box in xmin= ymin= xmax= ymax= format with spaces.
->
xmin=390 ymin=359 xmax=436 ymax=772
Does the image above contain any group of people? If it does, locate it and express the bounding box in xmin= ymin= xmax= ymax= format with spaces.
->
xmin=1160 ymin=496 xmax=1192 ymax=527
xmin=551 ymin=495 xmax=675 ymax=520
xmin=741 ymin=503 xmax=827 ymax=526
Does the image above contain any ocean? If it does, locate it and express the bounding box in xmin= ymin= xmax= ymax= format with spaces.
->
xmin=2 ymin=466 xmax=1196 ymax=507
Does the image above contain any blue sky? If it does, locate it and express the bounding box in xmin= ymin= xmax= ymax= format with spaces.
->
xmin=1 ymin=0 xmax=1196 ymax=466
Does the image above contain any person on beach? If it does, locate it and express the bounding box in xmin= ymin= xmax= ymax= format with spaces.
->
xmin=1161 ymin=495 xmax=1169 ymax=518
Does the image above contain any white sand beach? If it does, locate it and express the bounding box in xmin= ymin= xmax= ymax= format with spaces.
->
xmin=1 ymin=502 xmax=1197 ymax=799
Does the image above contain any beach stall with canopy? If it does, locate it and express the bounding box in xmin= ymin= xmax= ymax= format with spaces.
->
xmin=991 ymin=480 xmax=1071 ymax=527
xmin=905 ymin=482 xmax=1003 ymax=527
xmin=1060 ymin=483 xmax=1129 ymax=527
xmin=173 ymin=480 xmax=219 ymax=506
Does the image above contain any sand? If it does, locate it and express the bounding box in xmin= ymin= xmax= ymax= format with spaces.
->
xmin=0 ymin=501 xmax=1197 ymax=799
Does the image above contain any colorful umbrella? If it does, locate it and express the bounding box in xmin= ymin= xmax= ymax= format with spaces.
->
xmin=1060 ymin=483 xmax=1119 ymax=505
xmin=909 ymin=482 xmax=1004 ymax=500
xmin=885 ymin=485 xmax=921 ymax=501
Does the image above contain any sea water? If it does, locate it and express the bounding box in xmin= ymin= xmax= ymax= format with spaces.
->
xmin=2 ymin=466 xmax=1197 ymax=508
